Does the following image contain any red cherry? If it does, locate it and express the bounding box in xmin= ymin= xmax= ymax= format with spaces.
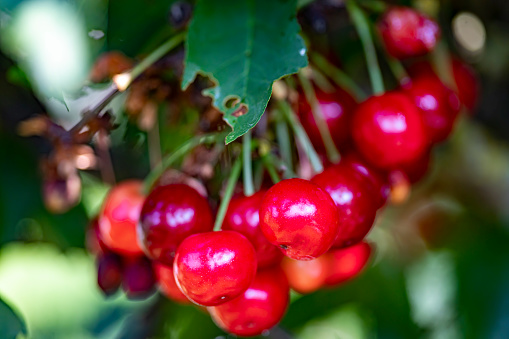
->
xmin=397 ymin=150 xmax=431 ymax=184
xmin=340 ymin=151 xmax=389 ymax=208
xmin=173 ymin=231 xmax=257 ymax=306
xmin=98 ymin=180 xmax=145 ymax=256
xmin=138 ymin=184 xmax=214 ymax=265
xmin=298 ymin=88 xmax=357 ymax=152
xmin=377 ymin=6 xmax=440 ymax=59
xmin=452 ymin=58 xmax=480 ymax=112
xmin=96 ymin=252 xmax=123 ymax=296
xmin=122 ymin=256 xmax=156 ymax=300
xmin=312 ymin=164 xmax=378 ymax=248
xmin=403 ymin=75 xmax=460 ymax=143
xmin=208 ymin=267 xmax=289 ymax=337
xmin=351 ymin=92 xmax=429 ymax=170
xmin=259 ymin=178 xmax=340 ymax=260
xmin=324 ymin=241 xmax=372 ymax=286
xmin=154 ymin=262 xmax=191 ymax=304
xmin=222 ymin=191 xmax=283 ymax=268
xmin=281 ymin=255 xmax=328 ymax=294
xmin=86 ymin=218 xmax=107 ymax=256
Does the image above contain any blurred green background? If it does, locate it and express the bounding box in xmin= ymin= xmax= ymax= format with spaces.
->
xmin=1 ymin=0 xmax=509 ymax=338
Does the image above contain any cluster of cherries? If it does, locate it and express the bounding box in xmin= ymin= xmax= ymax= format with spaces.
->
xmin=85 ymin=5 xmax=479 ymax=338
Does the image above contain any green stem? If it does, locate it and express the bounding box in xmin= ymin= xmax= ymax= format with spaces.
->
xmin=309 ymin=67 xmax=335 ymax=93
xmin=276 ymin=117 xmax=293 ymax=171
xmin=262 ymin=154 xmax=281 ymax=184
xmin=242 ymin=131 xmax=254 ymax=196
xmin=346 ymin=0 xmax=385 ymax=95
xmin=143 ymin=132 xmax=225 ymax=193
xmin=298 ymin=71 xmax=340 ymax=163
xmin=310 ymin=53 xmax=367 ymax=101
xmin=213 ymin=156 xmax=242 ymax=231
xmin=431 ymin=41 xmax=457 ymax=92
xmin=278 ymin=100 xmax=323 ymax=173
xmin=385 ymin=53 xmax=411 ymax=86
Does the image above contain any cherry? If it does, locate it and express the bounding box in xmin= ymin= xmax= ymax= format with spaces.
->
xmin=173 ymin=230 xmax=257 ymax=306
xmin=324 ymin=241 xmax=372 ymax=286
xmin=208 ymin=267 xmax=289 ymax=337
xmin=311 ymin=164 xmax=378 ymax=248
xmin=377 ymin=6 xmax=440 ymax=59
xmin=281 ymin=255 xmax=329 ymax=294
xmin=397 ymin=150 xmax=431 ymax=184
xmin=298 ymin=87 xmax=357 ymax=152
xmin=86 ymin=218 xmax=107 ymax=256
xmin=340 ymin=151 xmax=389 ymax=208
xmin=259 ymin=178 xmax=340 ymax=260
xmin=138 ymin=184 xmax=214 ymax=265
xmin=222 ymin=191 xmax=283 ymax=268
xmin=96 ymin=252 xmax=123 ymax=296
xmin=351 ymin=91 xmax=429 ymax=170
xmin=452 ymin=58 xmax=480 ymax=112
xmin=122 ymin=256 xmax=156 ymax=300
xmin=154 ymin=262 xmax=190 ymax=304
xmin=403 ymin=75 xmax=460 ymax=143
xmin=98 ymin=180 xmax=145 ymax=256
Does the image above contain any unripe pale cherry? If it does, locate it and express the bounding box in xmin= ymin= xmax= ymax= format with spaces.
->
xmin=173 ymin=231 xmax=257 ymax=306
xmin=208 ymin=267 xmax=289 ymax=337
xmin=259 ymin=178 xmax=340 ymax=260
xmin=324 ymin=241 xmax=372 ymax=286
xmin=98 ymin=180 xmax=145 ymax=256
xmin=138 ymin=184 xmax=214 ymax=265
xmin=281 ymin=255 xmax=329 ymax=294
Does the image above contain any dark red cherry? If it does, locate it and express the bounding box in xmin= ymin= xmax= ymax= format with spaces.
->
xmin=222 ymin=191 xmax=283 ymax=268
xmin=397 ymin=150 xmax=431 ymax=184
xmin=403 ymin=75 xmax=460 ymax=143
xmin=312 ymin=164 xmax=378 ymax=248
xmin=259 ymin=178 xmax=340 ymax=260
xmin=298 ymin=88 xmax=357 ymax=152
xmin=452 ymin=58 xmax=480 ymax=112
xmin=173 ymin=231 xmax=257 ymax=306
xmin=122 ymin=256 xmax=156 ymax=300
xmin=281 ymin=255 xmax=328 ymax=294
xmin=138 ymin=184 xmax=214 ymax=265
xmin=377 ymin=6 xmax=440 ymax=59
xmin=324 ymin=241 xmax=372 ymax=286
xmin=98 ymin=180 xmax=145 ymax=256
xmin=341 ymin=151 xmax=389 ymax=208
xmin=154 ymin=262 xmax=191 ymax=304
xmin=351 ymin=92 xmax=429 ymax=170
xmin=96 ymin=252 xmax=123 ymax=296
xmin=208 ymin=267 xmax=289 ymax=337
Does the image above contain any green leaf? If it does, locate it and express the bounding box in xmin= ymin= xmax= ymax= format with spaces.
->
xmin=0 ymin=297 xmax=27 ymax=339
xmin=182 ymin=0 xmax=308 ymax=144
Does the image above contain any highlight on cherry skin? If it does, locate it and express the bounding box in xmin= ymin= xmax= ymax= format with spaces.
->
xmin=259 ymin=178 xmax=341 ymax=260
xmin=138 ymin=183 xmax=214 ymax=266
xmin=173 ymin=230 xmax=257 ymax=306
xmin=97 ymin=180 xmax=145 ymax=256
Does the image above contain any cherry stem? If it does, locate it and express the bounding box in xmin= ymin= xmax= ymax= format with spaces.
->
xmin=385 ymin=53 xmax=411 ymax=86
xmin=346 ymin=0 xmax=385 ymax=95
xmin=143 ymin=132 xmax=226 ymax=193
xmin=358 ymin=0 xmax=387 ymax=13
xmin=431 ymin=41 xmax=457 ymax=92
xmin=297 ymin=71 xmax=341 ymax=163
xmin=213 ymin=155 xmax=242 ymax=231
xmin=261 ymin=154 xmax=282 ymax=184
xmin=147 ymin=105 xmax=163 ymax=170
xmin=276 ymin=117 xmax=293 ymax=170
xmin=242 ymin=130 xmax=254 ymax=197
xmin=310 ymin=53 xmax=367 ymax=101
xmin=278 ymin=100 xmax=323 ymax=173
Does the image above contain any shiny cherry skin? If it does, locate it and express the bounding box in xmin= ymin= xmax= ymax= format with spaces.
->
xmin=403 ymin=75 xmax=460 ymax=143
xmin=154 ymin=262 xmax=190 ymax=304
xmin=324 ymin=241 xmax=372 ymax=286
xmin=377 ymin=6 xmax=440 ymax=59
xmin=173 ymin=231 xmax=257 ymax=306
xmin=298 ymin=88 xmax=357 ymax=152
xmin=312 ymin=164 xmax=378 ymax=248
xmin=351 ymin=91 xmax=429 ymax=170
xmin=281 ymin=255 xmax=329 ymax=294
xmin=397 ymin=150 xmax=431 ymax=184
xmin=98 ymin=180 xmax=145 ymax=256
xmin=208 ymin=267 xmax=289 ymax=337
xmin=259 ymin=178 xmax=340 ymax=260
xmin=222 ymin=191 xmax=283 ymax=268
xmin=122 ymin=256 xmax=156 ymax=299
xmin=138 ymin=184 xmax=214 ymax=265
xmin=341 ymin=151 xmax=389 ymax=208
xmin=96 ymin=252 xmax=123 ymax=296
xmin=452 ymin=58 xmax=480 ymax=112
